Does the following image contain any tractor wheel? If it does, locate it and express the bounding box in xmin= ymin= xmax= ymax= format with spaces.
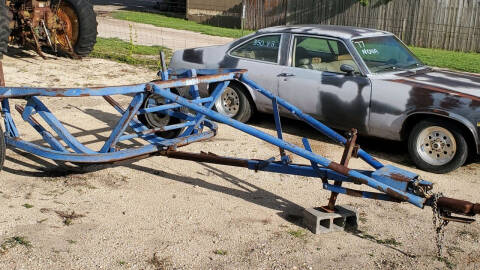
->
xmin=55 ymin=0 xmax=97 ymax=56
xmin=0 ymin=1 xmax=10 ymax=58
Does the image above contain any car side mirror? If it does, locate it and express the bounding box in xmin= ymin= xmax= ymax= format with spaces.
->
xmin=340 ymin=64 xmax=355 ymax=76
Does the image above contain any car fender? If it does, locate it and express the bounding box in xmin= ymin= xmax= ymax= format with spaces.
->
xmin=401 ymin=108 xmax=479 ymax=154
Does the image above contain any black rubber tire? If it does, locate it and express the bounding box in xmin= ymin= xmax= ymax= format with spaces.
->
xmin=0 ymin=1 xmax=10 ymax=58
xmin=61 ymin=0 xmax=98 ymax=56
xmin=211 ymin=82 xmax=254 ymax=123
xmin=0 ymin=124 xmax=5 ymax=172
xmin=408 ymin=119 xmax=468 ymax=174
xmin=138 ymin=88 xmax=188 ymax=139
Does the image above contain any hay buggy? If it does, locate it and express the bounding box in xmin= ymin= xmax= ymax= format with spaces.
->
xmin=0 ymin=55 xmax=478 ymax=255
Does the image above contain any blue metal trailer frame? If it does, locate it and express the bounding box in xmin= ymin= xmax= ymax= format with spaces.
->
xmin=0 ymin=67 xmax=478 ymax=221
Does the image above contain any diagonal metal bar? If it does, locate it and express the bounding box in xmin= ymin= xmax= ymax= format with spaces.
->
xmin=100 ymin=93 xmax=145 ymax=153
xmin=29 ymin=96 xmax=95 ymax=154
xmin=15 ymin=104 xmax=66 ymax=152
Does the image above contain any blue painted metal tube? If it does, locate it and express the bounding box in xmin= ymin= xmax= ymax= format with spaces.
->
xmin=239 ymin=74 xmax=384 ymax=170
xmin=30 ymin=97 xmax=96 ymax=154
xmin=137 ymin=97 xmax=213 ymax=115
xmin=5 ymin=129 xmax=216 ymax=163
xmin=154 ymin=89 xmax=426 ymax=208
xmin=103 ymin=95 xmax=167 ymax=145
xmin=0 ymin=84 xmax=147 ymax=98
xmin=6 ymin=136 xmax=160 ymax=163
xmin=118 ymin=121 xmax=196 ymax=142
xmin=0 ymin=70 xmax=245 ymax=99
xmin=1 ymin=99 xmax=19 ymax=137
xmin=15 ymin=105 xmax=66 ymax=152
xmin=322 ymin=183 xmax=398 ymax=202
xmin=179 ymin=80 xmax=229 ymax=136
xmin=100 ymin=93 xmax=145 ymax=153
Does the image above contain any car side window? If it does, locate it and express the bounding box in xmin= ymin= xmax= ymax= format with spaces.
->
xmin=230 ymin=35 xmax=281 ymax=63
xmin=292 ymin=36 xmax=359 ymax=74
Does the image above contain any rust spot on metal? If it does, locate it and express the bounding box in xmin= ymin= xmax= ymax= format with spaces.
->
xmin=391 ymin=79 xmax=480 ymax=102
xmin=345 ymin=188 xmax=363 ymax=197
xmin=163 ymin=150 xmax=249 ymax=167
xmin=437 ymin=197 xmax=479 ymax=216
xmin=389 ymin=173 xmax=411 ymax=182
xmin=327 ymin=161 xmax=350 ymax=176
xmin=474 ymin=204 xmax=480 ymax=215
xmin=351 ymin=176 xmax=368 ymax=185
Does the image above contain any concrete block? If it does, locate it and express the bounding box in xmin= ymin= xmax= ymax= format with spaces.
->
xmin=303 ymin=205 xmax=357 ymax=234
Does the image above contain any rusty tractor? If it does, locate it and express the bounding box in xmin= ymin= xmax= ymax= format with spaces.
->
xmin=0 ymin=0 xmax=97 ymax=58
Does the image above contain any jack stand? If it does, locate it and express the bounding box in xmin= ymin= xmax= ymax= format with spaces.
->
xmin=303 ymin=129 xmax=359 ymax=234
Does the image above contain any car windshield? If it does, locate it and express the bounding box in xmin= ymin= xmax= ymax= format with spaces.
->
xmin=352 ymin=35 xmax=424 ymax=73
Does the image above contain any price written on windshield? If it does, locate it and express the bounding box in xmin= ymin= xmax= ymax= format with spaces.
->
xmin=253 ymin=39 xmax=279 ymax=48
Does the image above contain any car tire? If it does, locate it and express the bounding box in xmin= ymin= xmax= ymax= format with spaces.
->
xmin=0 ymin=124 xmax=5 ymax=172
xmin=212 ymin=83 xmax=253 ymax=123
xmin=408 ymin=119 xmax=468 ymax=174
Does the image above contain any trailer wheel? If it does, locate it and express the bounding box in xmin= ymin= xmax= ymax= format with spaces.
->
xmin=55 ymin=0 xmax=97 ymax=56
xmin=138 ymin=89 xmax=188 ymax=139
xmin=0 ymin=1 xmax=10 ymax=58
xmin=0 ymin=124 xmax=5 ymax=172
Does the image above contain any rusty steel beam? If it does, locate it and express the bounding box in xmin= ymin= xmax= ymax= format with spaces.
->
xmin=437 ymin=197 xmax=480 ymax=216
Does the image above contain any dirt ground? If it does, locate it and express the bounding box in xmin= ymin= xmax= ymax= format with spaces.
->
xmin=0 ymin=51 xmax=479 ymax=270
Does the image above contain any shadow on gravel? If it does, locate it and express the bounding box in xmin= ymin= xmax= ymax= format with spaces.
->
xmin=126 ymin=161 xmax=306 ymax=225
xmin=249 ymin=112 xmax=413 ymax=167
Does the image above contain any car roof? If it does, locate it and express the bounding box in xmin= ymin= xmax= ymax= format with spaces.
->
xmin=257 ymin=25 xmax=393 ymax=39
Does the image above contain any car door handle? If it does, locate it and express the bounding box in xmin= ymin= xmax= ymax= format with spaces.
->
xmin=277 ymin=73 xmax=295 ymax=77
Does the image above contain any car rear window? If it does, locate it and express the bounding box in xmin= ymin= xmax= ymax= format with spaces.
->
xmin=230 ymin=35 xmax=281 ymax=63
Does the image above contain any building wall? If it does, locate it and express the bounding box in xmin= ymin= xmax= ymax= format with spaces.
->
xmin=186 ymin=0 xmax=243 ymax=28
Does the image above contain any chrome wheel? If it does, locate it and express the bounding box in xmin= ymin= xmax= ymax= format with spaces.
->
xmin=215 ymin=87 xmax=240 ymax=117
xmin=416 ymin=126 xmax=456 ymax=166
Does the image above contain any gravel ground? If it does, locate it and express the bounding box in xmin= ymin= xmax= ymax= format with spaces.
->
xmin=0 ymin=51 xmax=479 ymax=270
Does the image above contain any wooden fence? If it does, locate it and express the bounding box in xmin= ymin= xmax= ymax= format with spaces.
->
xmin=244 ymin=0 xmax=480 ymax=52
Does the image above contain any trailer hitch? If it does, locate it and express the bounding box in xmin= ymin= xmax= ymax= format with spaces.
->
xmin=428 ymin=196 xmax=480 ymax=223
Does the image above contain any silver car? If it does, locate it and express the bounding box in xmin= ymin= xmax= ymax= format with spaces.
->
xmin=169 ymin=25 xmax=480 ymax=174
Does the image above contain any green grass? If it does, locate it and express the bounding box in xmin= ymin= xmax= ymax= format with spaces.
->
xmin=410 ymin=46 xmax=480 ymax=73
xmin=112 ymin=11 xmax=254 ymax=39
xmin=91 ymin=37 xmax=172 ymax=70
xmin=22 ymin=203 xmax=34 ymax=209
xmin=213 ymin=249 xmax=228 ymax=255
xmin=287 ymin=228 xmax=307 ymax=238
xmin=1 ymin=236 xmax=32 ymax=254
xmin=101 ymin=12 xmax=480 ymax=74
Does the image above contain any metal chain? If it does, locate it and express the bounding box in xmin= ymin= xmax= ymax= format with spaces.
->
xmin=431 ymin=193 xmax=450 ymax=257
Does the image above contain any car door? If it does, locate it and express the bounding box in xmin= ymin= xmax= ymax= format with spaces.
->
xmin=277 ymin=35 xmax=372 ymax=133
xmin=228 ymin=34 xmax=287 ymax=112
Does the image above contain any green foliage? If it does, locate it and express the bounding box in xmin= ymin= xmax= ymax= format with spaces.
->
xmin=22 ymin=203 xmax=34 ymax=209
xmin=91 ymin=37 xmax=172 ymax=70
xmin=1 ymin=236 xmax=32 ymax=254
xmin=287 ymin=229 xmax=307 ymax=238
xmin=112 ymin=11 xmax=254 ymax=38
xmin=213 ymin=249 xmax=228 ymax=255
xmin=358 ymin=0 xmax=369 ymax=6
